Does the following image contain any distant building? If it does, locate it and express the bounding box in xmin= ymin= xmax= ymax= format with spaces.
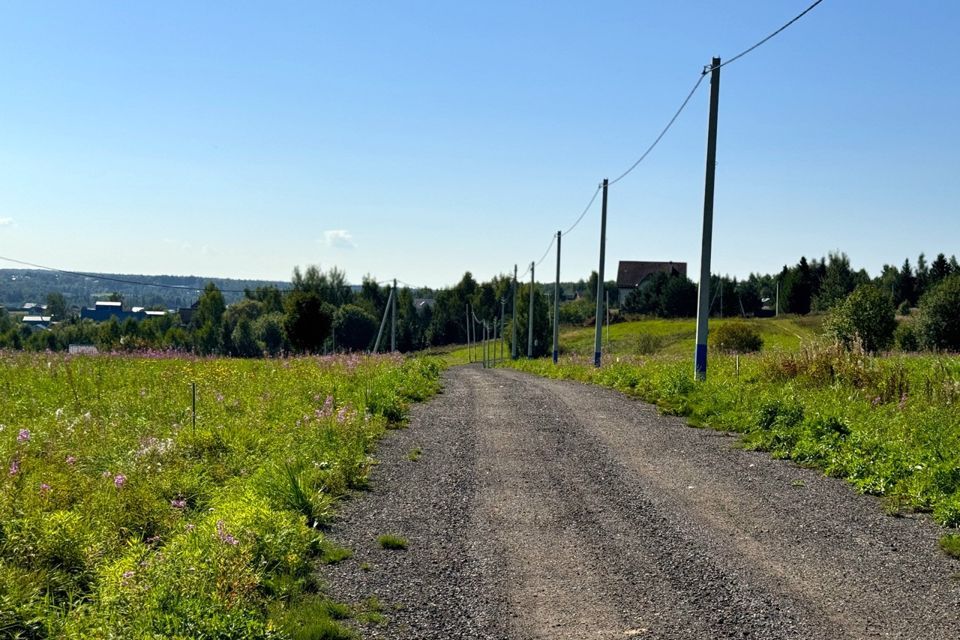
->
xmin=80 ymin=300 xmax=168 ymax=323
xmin=68 ymin=344 xmax=99 ymax=355
xmin=616 ymin=261 xmax=687 ymax=298
xmin=22 ymin=302 xmax=47 ymax=315
xmin=22 ymin=315 xmax=53 ymax=330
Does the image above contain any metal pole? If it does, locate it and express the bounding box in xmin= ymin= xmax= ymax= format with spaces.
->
xmin=391 ymin=278 xmax=397 ymax=352
xmin=776 ymin=281 xmax=780 ymax=317
xmin=466 ymin=304 xmax=472 ymax=362
xmin=593 ymin=179 xmax=609 ymax=368
xmin=373 ymin=286 xmax=394 ymax=353
xmin=512 ymin=265 xmax=518 ymax=359
xmin=527 ymin=262 xmax=535 ymax=358
xmin=694 ymin=57 xmax=721 ymax=381
xmin=482 ymin=322 xmax=487 ymax=368
xmin=553 ymin=231 xmax=561 ymax=364
xmin=191 ymin=382 xmax=196 ymax=432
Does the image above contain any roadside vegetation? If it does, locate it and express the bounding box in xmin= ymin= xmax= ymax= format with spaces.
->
xmin=0 ymin=351 xmax=441 ymax=638
xmin=502 ymin=277 xmax=960 ymax=555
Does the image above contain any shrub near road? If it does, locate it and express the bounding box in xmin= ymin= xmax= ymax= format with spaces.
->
xmin=0 ymin=352 xmax=440 ymax=638
xmin=507 ymin=344 xmax=960 ymax=535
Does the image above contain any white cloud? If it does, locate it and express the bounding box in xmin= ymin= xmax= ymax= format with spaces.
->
xmin=0 ymin=217 xmax=13 ymax=227
xmin=323 ymin=229 xmax=356 ymax=249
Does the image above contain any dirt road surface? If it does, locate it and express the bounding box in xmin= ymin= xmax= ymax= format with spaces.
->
xmin=318 ymin=366 xmax=960 ymax=639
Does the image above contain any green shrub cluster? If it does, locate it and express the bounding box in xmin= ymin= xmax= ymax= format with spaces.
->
xmin=709 ymin=322 xmax=763 ymax=354
xmin=0 ymin=352 xmax=441 ymax=638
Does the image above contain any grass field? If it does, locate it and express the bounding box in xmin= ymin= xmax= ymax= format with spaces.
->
xmin=0 ymin=352 xmax=441 ymax=639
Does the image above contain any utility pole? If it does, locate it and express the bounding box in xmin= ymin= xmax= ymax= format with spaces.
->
xmin=553 ymin=230 xmax=561 ymax=364
xmin=776 ymin=281 xmax=780 ymax=317
xmin=527 ymin=262 xmax=535 ymax=358
xmin=694 ymin=57 xmax=721 ymax=381
xmin=483 ymin=322 xmax=488 ymax=368
xmin=512 ymin=265 xmax=518 ymax=360
xmin=373 ymin=285 xmax=394 ymax=353
xmin=593 ymin=179 xmax=609 ymax=368
xmin=720 ymin=279 xmax=723 ymax=318
xmin=466 ymin=304 xmax=472 ymax=362
xmin=391 ymin=278 xmax=397 ymax=353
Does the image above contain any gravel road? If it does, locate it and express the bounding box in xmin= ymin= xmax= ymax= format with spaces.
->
xmin=318 ymin=366 xmax=960 ymax=639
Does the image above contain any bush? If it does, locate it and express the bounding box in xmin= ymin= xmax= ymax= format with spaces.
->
xmin=710 ymin=322 xmax=762 ymax=354
xmin=826 ymin=284 xmax=895 ymax=352
xmin=916 ymin=274 xmax=960 ymax=351
xmin=898 ymin=300 xmax=911 ymax=316
xmin=893 ymin=322 xmax=919 ymax=352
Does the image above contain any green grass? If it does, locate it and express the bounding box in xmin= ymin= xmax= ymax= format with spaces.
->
xmin=377 ymin=534 xmax=409 ymax=550
xmin=407 ymin=447 xmax=422 ymax=461
xmin=560 ymin=315 xmax=823 ymax=357
xmin=0 ymin=351 xmax=441 ymax=638
xmin=940 ymin=534 xmax=960 ymax=559
xmin=505 ymin=340 xmax=960 ymax=535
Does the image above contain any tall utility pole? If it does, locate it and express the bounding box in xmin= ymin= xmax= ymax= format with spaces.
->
xmin=527 ymin=262 xmax=535 ymax=358
xmin=553 ymin=231 xmax=561 ymax=364
xmin=694 ymin=57 xmax=721 ymax=381
xmin=373 ymin=285 xmax=394 ymax=353
xmin=512 ymin=265 xmax=518 ymax=360
xmin=466 ymin=304 xmax=472 ymax=362
xmin=776 ymin=281 xmax=780 ymax=317
xmin=391 ymin=278 xmax=397 ymax=352
xmin=593 ymin=179 xmax=609 ymax=368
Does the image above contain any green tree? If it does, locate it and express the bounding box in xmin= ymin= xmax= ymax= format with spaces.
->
xmin=191 ymin=283 xmax=226 ymax=355
xmin=46 ymin=292 xmax=68 ymax=321
xmin=826 ymin=284 xmax=896 ymax=352
xmin=916 ymin=275 xmax=960 ymax=351
xmin=333 ymin=304 xmax=378 ymax=352
xmin=283 ymin=291 xmax=333 ymax=354
xmin=230 ymin=317 xmax=261 ymax=358
xmin=814 ymin=252 xmax=859 ymax=312
xmin=255 ymin=312 xmax=287 ymax=356
xmin=508 ymin=283 xmax=550 ymax=357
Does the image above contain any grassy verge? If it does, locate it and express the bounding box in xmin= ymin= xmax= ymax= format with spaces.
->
xmin=504 ymin=343 xmax=960 ymax=531
xmin=0 ymin=351 xmax=442 ymax=638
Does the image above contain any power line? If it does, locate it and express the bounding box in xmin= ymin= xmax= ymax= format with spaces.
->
xmin=562 ymin=184 xmax=603 ymax=237
xmin=708 ymin=0 xmax=826 ymax=73
xmin=608 ymin=73 xmax=707 ymax=187
xmin=0 ymin=254 xmax=287 ymax=294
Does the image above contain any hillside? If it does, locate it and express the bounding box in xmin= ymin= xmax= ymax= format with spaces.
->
xmin=0 ymin=269 xmax=289 ymax=310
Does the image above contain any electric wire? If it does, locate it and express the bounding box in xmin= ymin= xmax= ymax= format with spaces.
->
xmin=561 ymin=184 xmax=603 ymax=237
xmin=607 ymin=73 xmax=707 ymax=187
xmin=707 ymin=0 xmax=825 ymax=73
xmin=0 ymin=254 xmax=279 ymax=294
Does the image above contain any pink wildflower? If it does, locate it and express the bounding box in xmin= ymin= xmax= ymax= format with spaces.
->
xmin=17 ymin=429 xmax=30 ymax=443
xmin=40 ymin=483 xmax=51 ymax=494
xmin=65 ymin=455 xmax=77 ymax=465
xmin=113 ymin=473 xmax=127 ymax=489
xmin=336 ymin=405 xmax=350 ymax=424
xmin=8 ymin=459 xmax=19 ymax=476
xmin=170 ymin=498 xmax=186 ymax=509
xmin=215 ymin=519 xmax=239 ymax=546
xmin=898 ymin=393 xmax=908 ymax=410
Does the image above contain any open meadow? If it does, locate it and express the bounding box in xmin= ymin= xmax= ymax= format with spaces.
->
xmin=0 ymin=351 xmax=441 ymax=639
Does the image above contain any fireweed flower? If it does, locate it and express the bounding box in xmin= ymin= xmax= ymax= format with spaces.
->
xmin=8 ymin=459 xmax=19 ymax=476
xmin=215 ymin=519 xmax=239 ymax=545
xmin=40 ymin=483 xmax=51 ymax=493
xmin=170 ymin=498 xmax=186 ymax=509
xmin=17 ymin=429 xmax=30 ymax=443
xmin=65 ymin=455 xmax=77 ymax=465
xmin=113 ymin=474 xmax=127 ymax=489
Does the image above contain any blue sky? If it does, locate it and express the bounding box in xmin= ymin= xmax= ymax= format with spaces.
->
xmin=0 ymin=1 xmax=957 ymax=288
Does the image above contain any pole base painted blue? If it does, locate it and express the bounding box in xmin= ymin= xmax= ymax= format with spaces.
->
xmin=594 ymin=351 xmax=601 ymax=368
xmin=695 ymin=343 xmax=708 ymax=380
xmin=553 ymin=350 xmax=559 ymax=364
